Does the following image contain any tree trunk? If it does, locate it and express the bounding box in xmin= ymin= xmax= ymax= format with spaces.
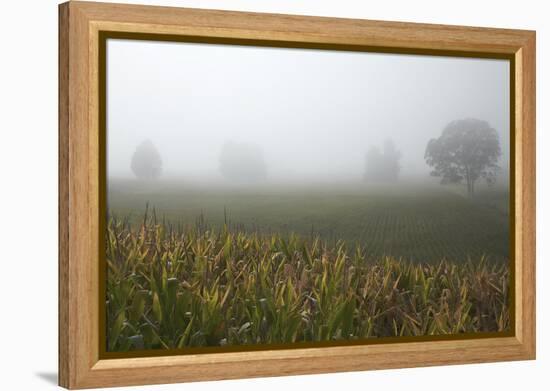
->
xmin=465 ymin=167 xmax=474 ymax=198
xmin=467 ymin=178 xmax=475 ymax=198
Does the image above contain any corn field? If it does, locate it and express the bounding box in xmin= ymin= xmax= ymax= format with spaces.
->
xmin=106 ymin=210 xmax=510 ymax=352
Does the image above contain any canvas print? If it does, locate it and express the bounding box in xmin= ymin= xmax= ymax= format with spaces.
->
xmin=105 ymin=39 xmax=511 ymax=353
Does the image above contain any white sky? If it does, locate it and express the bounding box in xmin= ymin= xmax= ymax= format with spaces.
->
xmin=107 ymin=39 xmax=510 ymax=182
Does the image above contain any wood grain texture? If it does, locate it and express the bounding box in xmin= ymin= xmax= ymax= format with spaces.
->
xmin=58 ymin=3 xmax=70 ymax=387
xmin=517 ymin=34 xmax=536 ymax=354
xmin=59 ymin=1 xmax=97 ymax=388
xmin=58 ymin=1 xmax=536 ymax=388
xmin=75 ymin=1 xmax=530 ymax=53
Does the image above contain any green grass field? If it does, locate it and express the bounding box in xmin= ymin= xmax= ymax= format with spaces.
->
xmin=108 ymin=179 xmax=510 ymax=263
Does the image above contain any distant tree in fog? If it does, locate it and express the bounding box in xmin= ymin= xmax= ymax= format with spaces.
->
xmin=425 ymin=118 xmax=500 ymax=197
xmin=131 ymin=139 xmax=162 ymax=180
xmin=364 ymin=139 xmax=402 ymax=182
xmin=219 ymin=141 xmax=267 ymax=182
xmin=365 ymin=146 xmax=383 ymax=181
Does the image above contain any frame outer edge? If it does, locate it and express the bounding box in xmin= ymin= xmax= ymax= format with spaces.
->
xmin=61 ymin=1 xmax=96 ymax=389
xmin=521 ymin=31 xmax=536 ymax=358
xmin=58 ymin=1 xmax=71 ymax=388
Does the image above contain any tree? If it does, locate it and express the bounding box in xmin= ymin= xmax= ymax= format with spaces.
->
xmin=365 ymin=146 xmax=383 ymax=181
xmin=364 ymin=138 xmax=402 ymax=182
xmin=219 ymin=141 xmax=267 ymax=183
xmin=130 ymin=139 xmax=162 ymax=180
xmin=424 ymin=118 xmax=500 ymax=197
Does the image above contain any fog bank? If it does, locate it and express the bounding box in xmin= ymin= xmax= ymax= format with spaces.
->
xmin=107 ymin=39 xmax=510 ymax=184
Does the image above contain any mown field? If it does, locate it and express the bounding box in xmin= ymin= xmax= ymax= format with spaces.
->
xmin=106 ymin=179 xmax=510 ymax=352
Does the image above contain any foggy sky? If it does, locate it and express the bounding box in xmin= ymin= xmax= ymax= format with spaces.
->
xmin=107 ymin=39 xmax=510 ymax=182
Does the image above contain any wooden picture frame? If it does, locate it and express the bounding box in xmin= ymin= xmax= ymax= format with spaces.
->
xmin=59 ymin=1 xmax=536 ymax=389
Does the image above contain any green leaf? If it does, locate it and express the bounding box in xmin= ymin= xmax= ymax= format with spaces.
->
xmin=109 ymin=311 xmax=126 ymax=350
xmin=129 ymin=290 xmax=148 ymax=323
xmin=152 ymin=292 xmax=162 ymax=323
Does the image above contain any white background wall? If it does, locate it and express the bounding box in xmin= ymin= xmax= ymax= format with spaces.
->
xmin=0 ymin=0 xmax=546 ymax=389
